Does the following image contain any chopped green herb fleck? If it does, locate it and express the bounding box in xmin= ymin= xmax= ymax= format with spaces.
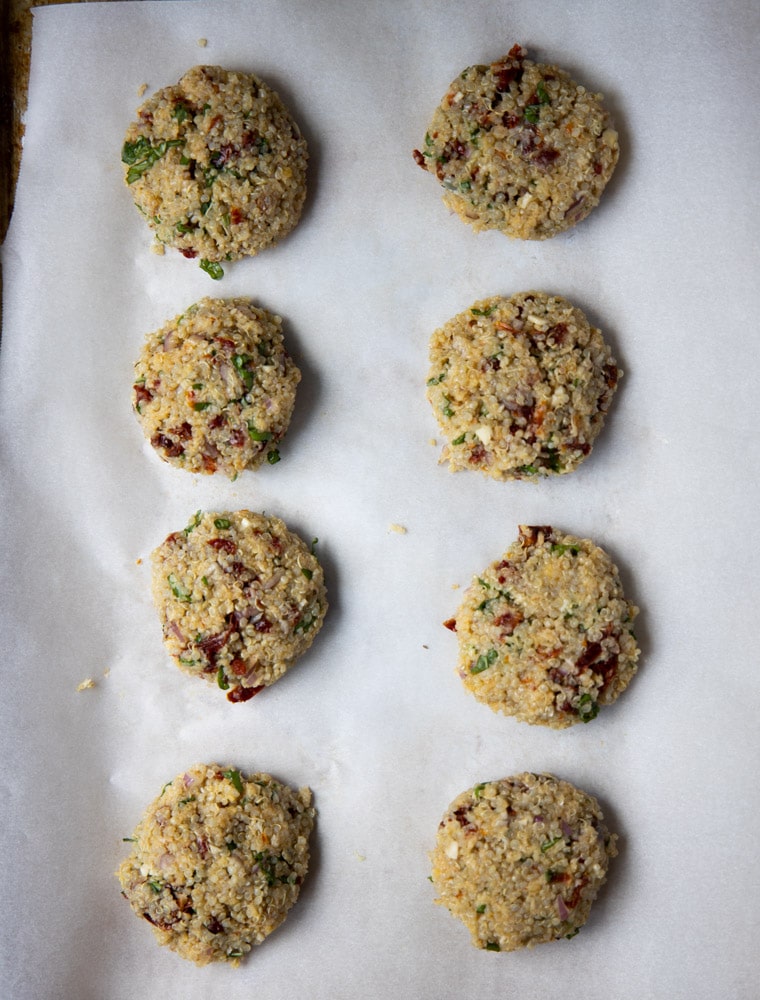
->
xmin=233 ymin=353 xmax=255 ymax=389
xmin=200 ymin=200 xmax=212 ymax=215
xmin=267 ymin=448 xmax=281 ymax=465
xmin=226 ymin=840 xmax=238 ymax=852
xmin=471 ymin=305 xmax=497 ymax=317
xmin=577 ymin=693 xmax=599 ymax=723
xmin=214 ymin=518 xmax=231 ymax=530
xmin=310 ymin=537 xmax=318 ymax=554
xmin=247 ymin=422 xmax=272 ymax=442
xmin=551 ymin=543 xmax=580 ymax=556
xmin=217 ymin=666 xmax=229 ymax=691
xmin=122 ymin=137 xmax=185 ymax=184
xmin=471 ymin=648 xmax=498 ymax=674
xmin=294 ymin=608 xmax=317 ymax=634
xmin=427 ymin=373 xmax=446 ymax=386
xmin=147 ymin=880 xmax=162 ymax=894
xmin=301 ymin=567 xmax=313 ymax=580
xmin=172 ymin=103 xmax=191 ymax=123
xmin=193 ymin=401 xmax=212 ymax=411
xmin=485 ymin=941 xmax=501 ymax=952
xmin=441 ymin=395 xmax=454 ymax=418
xmin=565 ymin=927 xmax=580 ymax=940
xmin=451 ymin=433 xmax=466 ymax=445
xmin=199 ymin=259 xmax=224 ymax=280
xmin=540 ymin=836 xmax=563 ymax=853
xmin=178 ymin=796 xmax=196 ymax=806
xmin=518 ymin=464 xmax=539 ymax=475
xmin=183 ymin=510 xmax=202 ymax=535
xmin=536 ymin=81 xmax=550 ymax=104
xmin=227 ymin=949 xmax=243 ymax=959
xmin=167 ymin=574 xmax=192 ymax=602
xmin=459 ymin=179 xmax=472 ymax=191
xmin=524 ymin=105 xmax=540 ymax=124
xmin=476 ymin=904 xmax=486 ymax=914
xmin=473 ymin=783 xmax=486 ymax=799
xmin=223 ymin=769 xmax=244 ymax=795
xmin=122 ymin=836 xmax=137 ymax=843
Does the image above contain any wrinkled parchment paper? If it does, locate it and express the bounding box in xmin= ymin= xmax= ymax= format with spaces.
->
xmin=2 ymin=2 xmax=759 ymax=997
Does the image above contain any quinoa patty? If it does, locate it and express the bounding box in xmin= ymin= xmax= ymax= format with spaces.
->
xmin=117 ymin=763 xmax=315 ymax=965
xmin=430 ymin=773 xmax=617 ymax=950
xmin=133 ymin=297 xmax=300 ymax=477
xmin=413 ymin=44 xmax=618 ymax=240
xmin=427 ymin=292 xmax=620 ymax=480
xmin=447 ymin=525 xmax=639 ymax=727
xmin=122 ymin=65 xmax=308 ymax=267
xmin=151 ymin=510 xmax=327 ymax=701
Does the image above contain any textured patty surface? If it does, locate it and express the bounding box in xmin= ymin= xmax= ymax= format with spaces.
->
xmin=133 ymin=297 xmax=300 ymax=477
xmin=430 ymin=772 xmax=617 ymax=950
xmin=117 ymin=763 xmax=314 ymax=965
xmin=448 ymin=525 xmax=639 ymax=727
xmin=413 ymin=44 xmax=618 ymax=240
xmin=122 ymin=65 xmax=307 ymax=263
xmin=151 ymin=510 xmax=327 ymax=701
xmin=427 ymin=292 xmax=620 ymax=480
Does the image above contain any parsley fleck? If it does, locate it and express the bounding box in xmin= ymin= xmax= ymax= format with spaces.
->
xmin=267 ymin=448 xmax=281 ymax=465
xmin=540 ymin=836 xmax=563 ymax=853
xmin=199 ymin=259 xmax=224 ymax=280
xmin=217 ymin=666 xmax=229 ymax=690
xmin=167 ymin=574 xmax=192 ymax=602
xmin=577 ymin=693 xmax=599 ymax=723
xmin=247 ymin=422 xmax=272 ymax=442
xmin=214 ymin=518 xmax=231 ymax=530
xmin=452 ymin=433 xmax=466 ymax=445
xmin=471 ymin=305 xmax=497 ymax=317
xmin=485 ymin=941 xmax=501 ymax=952
xmin=223 ymin=769 xmax=244 ymax=795
xmin=471 ymin=648 xmax=498 ymax=674
xmin=122 ymin=136 xmax=185 ymax=184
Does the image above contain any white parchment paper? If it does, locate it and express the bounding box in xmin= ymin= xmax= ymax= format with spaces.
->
xmin=2 ymin=1 xmax=759 ymax=997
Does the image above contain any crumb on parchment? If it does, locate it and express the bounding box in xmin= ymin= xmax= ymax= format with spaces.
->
xmin=389 ymin=523 xmax=407 ymax=535
xmin=77 ymin=678 xmax=96 ymax=692
xmin=137 ymin=83 xmax=148 ymax=97
xmin=198 ymin=38 xmax=208 ymax=47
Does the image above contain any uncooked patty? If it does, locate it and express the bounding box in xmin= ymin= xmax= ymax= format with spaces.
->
xmin=151 ymin=510 xmax=327 ymax=701
xmin=117 ymin=763 xmax=315 ymax=965
xmin=427 ymin=291 xmax=619 ymax=480
xmin=413 ymin=44 xmax=618 ymax=240
xmin=447 ymin=525 xmax=639 ymax=727
xmin=122 ymin=65 xmax=308 ymax=268
xmin=430 ymin=772 xmax=617 ymax=950
xmin=133 ymin=297 xmax=300 ymax=477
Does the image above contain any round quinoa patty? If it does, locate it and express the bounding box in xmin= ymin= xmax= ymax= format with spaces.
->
xmin=151 ymin=510 xmax=327 ymax=701
xmin=430 ymin=773 xmax=617 ymax=951
xmin=413 ymin=44 xmax=618 ymax=240
xmin=122 ymin=65 xmax=308 ymax=266
xmin=447 ymin=525 xmax=639 ymax=727
xmin=117 ymin=763 xmax=315 ymax=965
xmin=427 ymin=292 xmax=619 ymax=480
xmin=133 ymin=297 xmax=300 ymax=477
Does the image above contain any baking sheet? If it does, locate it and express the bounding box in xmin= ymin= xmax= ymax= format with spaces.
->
xmin=1 ymin=1 xmax=759 ymax=997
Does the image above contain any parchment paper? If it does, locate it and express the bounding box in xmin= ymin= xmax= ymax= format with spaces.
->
xmin=2 ymin=2 xmax=759 ymax=997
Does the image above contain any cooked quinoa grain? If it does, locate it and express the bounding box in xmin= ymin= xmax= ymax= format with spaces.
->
xmin=122 ymin=65 xmax=308 ymax=266
xmin=427 ymin=292 xmax=619 ymax=480
xmin=413 ymin=44 xmax=618 ymax=240
xmin=448 ymin=525 xmax=639 ymax=727
xmin=151 ymin=511 xmax=327 ymax=701
xmin=117 ymin=763 xmax=315 ymax=965
xmin=430 ymin=773 xmax=617 ymax=950
xmin=133 ymin=297 xmax=300 ymax=477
